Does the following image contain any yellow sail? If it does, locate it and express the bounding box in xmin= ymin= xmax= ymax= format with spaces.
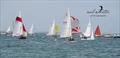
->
xmin=54 ymin=23 xmax=58 ymax=33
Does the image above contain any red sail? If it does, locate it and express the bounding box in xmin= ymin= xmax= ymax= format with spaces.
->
xmin=22 ymin=24 xmax=26 ymax=32
xmin=16 ymin=16 xmax=22 ymax=22
xmin=70 ymin=16 xmax=80 ymax=33
xmin=72 ymin=27 xmax=80 ymax=33
xmin=95 ymin=25 xmax=101 ymax=36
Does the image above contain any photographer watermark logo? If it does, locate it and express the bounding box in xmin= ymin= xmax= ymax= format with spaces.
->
xmin=86 ymin=6 xmax=110 ymax=17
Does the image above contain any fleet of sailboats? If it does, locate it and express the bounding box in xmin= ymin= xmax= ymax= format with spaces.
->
xmin=1 ymin=9 xmax=119 ymax=40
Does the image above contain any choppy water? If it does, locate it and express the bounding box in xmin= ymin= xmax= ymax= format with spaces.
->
xmin=0 ymin=33 xmax=120 ymax=58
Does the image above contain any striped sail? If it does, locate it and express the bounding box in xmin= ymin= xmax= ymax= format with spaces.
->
xmin=71 ymin=16 xmax=80 ymax=33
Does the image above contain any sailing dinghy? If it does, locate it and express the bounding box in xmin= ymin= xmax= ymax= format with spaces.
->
xmin=12 ymin=11 xmax=27 ymax=39
xmin=81 ymin=19 xmax=95 ymax=40
xmin=60 ymin=8 xmax=74 ymax=41
xmin=47 ymin=20 xmax=58 ymax=37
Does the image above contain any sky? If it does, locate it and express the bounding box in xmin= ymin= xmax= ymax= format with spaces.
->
xmin=0 ymin=0 xmax=120 ymax=33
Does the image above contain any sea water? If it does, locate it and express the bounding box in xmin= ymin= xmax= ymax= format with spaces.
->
xmin=0 ymin=33 xmax=120 ymax=58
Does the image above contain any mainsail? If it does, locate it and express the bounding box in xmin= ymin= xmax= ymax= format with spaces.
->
xmin=83 ymin=19 xmax=91 ymax=37
xmin=60 ymin=8 xmax=72 ymax=38
xmin=95 ymin=25 xmax=101 ymax=36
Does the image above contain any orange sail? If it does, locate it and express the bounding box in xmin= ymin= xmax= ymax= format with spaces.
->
xmin=95 ymin=25 xmax=101 ymax=36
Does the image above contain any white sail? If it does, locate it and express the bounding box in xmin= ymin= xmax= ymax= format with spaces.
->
xmin=60 ymin=8 xmax=72 ymax=38
xmin=81 ymin=19 xmax=95 ymax=40
xmin=83 ymin=19 xmax=91 ymax=37
xmin=87 ymin=29 xmax=95 ymax=40
xmin=6 ymin=26 xmax=11 ymax=33
xmin=47 ymin=20 xmax=56 ymax=35
xmin=12 ymin=22 xmax=22 ymax=36
xmin=29 ymin=24 xmax=33 ymax=34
